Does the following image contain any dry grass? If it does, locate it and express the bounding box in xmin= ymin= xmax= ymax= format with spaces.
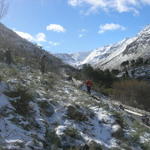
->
xmin=112 ymin=80 xmax=150 ymax=111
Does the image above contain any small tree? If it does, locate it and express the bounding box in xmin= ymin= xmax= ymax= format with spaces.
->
xmin=135 ymin=57 xmax=144 ymax=66
xmin=144 ymin=59 xmax=149 ymax=65
xmin=0 ymin=0 xmax=9 ymax=20
xmin=121 ymin=60 xmax=129 ymax=70
xmin=130 ymin=59 xmax=135 ymax=66
xmin=111 ymin=69 xmax=120 ymax=75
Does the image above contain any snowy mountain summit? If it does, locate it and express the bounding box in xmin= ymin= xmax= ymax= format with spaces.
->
xmin=56 ymin=25 xmax=150 ymax=70
xmin=55 ymin=51 xmax=91 ymax=67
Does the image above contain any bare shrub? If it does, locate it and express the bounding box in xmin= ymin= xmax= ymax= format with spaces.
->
xmin=0 ymin=0 xmax=9 ymax=20
xmin=112 ymin=80 xmax=150 ymax=111
xmin=4 ymin=86 xmax=34 ymax=117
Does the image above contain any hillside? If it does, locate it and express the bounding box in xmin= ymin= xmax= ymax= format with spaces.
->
xmin=0 ymin=23 xmax=74 ymax=73
xmin=0 ymin=63 xmax=150 ymax=150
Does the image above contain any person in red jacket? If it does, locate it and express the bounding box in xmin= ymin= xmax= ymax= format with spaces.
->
xmin=85 ymin=80 xmax=93 ymax=94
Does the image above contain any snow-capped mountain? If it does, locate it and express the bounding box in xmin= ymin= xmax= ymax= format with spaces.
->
xmin=98 ymin=25 xmax=150 ymax=70
xmin=80 ymin=38 xmax=136 ymax=66
xmin=56 ymin=25 xmax=150 ymax=70
xmin=55 ymin=51 xmax=91 ymax=67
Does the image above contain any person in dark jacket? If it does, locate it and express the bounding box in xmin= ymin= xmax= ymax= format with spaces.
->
xmin=40 ymin=54 xmax=47 ymax=74
xmin=5 ymin=49 xmax=13 ymax=65
xmin=85 ymin=80 xmax=93 ymax=94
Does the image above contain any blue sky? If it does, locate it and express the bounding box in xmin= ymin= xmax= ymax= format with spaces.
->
xmin=2 ymin=0 xmax=150 ymax=54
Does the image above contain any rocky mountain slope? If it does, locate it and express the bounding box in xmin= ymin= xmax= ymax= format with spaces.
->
xmin=0 ymin=23 xmax=74 ymax=73
xmin=0 ymin=63 xmax=150 ymax=150
xmin=56 ymin=25 xmax=150 ymax=70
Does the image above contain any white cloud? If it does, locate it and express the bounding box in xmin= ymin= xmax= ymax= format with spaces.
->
xmin=79 ymin=34 xmax=84 ymax=38
xmin=78 ymin=28 xmax=88 ymax=38
xmin=36 ymin=33 xmax=46 ymax=42
xmin=68 ymin=0 xmax=150 ymax=14
xmin=68 ymin=0 xmax=82 ymax=6
xmin=14 ymin=30 xmax=46 ymax=42
xmin=49 ymin=41 xmax=60 ymax=46
xmin=46 ymin=24 xmax=66 ymax=32
xmin=15 ymin=31 xmax=34 ymax=42
xmin=142 ymin=0 xmax=150 ymax=4
xmin=80 ymin=28 xmax=88 ymax=32
xmin=98 ymin=23 xmax=126 ymax=34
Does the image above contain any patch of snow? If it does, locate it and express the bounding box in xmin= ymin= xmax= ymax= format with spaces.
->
xmin=140 ymin=132 xmax=150 ymax=143
xmin=55 ymin=125 xmax=67 ymax=136
xmin=112 ymin=124 xmax=121 ymax=133
xmin=0 ymin=82 xmax=9 ymax=92
xmin=0 ymin=94 xmax=11 ymax=107
xmin=124 ymin=109 xmax=143 ymax=117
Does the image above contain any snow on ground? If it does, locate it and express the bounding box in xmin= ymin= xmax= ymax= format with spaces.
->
xmin=0 ymin=71 xmax=150 ymax=149
xmin=82 ymin=106 xmax=117 ymax=148
xmin=140 ymin=132 xmax=150 ymax=143
xmin=124 ymin=109 xmax=143 ymax=117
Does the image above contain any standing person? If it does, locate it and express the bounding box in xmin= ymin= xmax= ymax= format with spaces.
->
xmin=40 ymin=54 xmax=47 ymax=74
xmin=5 ymin=49 xmax=13 ymax=65
xmin=85 ymin=80 xmax=93 ymax=94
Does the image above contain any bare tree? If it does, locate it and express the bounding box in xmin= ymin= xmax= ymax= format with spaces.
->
xmin=0 ymin=0 xmax=9 ymax=20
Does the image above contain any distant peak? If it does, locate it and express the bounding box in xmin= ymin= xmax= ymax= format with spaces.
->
xmin=138 ymin=24 xmax=150 ymax=36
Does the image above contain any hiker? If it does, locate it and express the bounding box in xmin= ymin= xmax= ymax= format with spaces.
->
xmin=67 ymin=75 xmax=73 ymax=81
xmin=5 ymin=49 xmax=13 ymax=65
xmin=85 ymin=80 xmax=93 ymax=94
xmin=40 ymin=54 xmax=47 ymax=74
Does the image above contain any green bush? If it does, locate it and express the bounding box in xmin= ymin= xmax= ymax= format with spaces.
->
xmin=130 ymin=132 xmax=140 ymax=144
xmin=79 ymin=64 xmax=117 ymax=88
xmin=4 ymin=87 xmax=34 ymax=117
xmin=64 ymin=127 xmax=80 ymax=139
xmin=140 ymin=142 xmax=150 ymax=150
xmin=44 ymin=129 xmax=61 ymax=149
xmin=0 ymin=75 xmax=2 ymax=82
xmin=99 ymin=87 xmax=113 ymax=96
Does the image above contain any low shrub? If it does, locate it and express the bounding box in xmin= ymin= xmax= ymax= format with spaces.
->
xmin=67 ymin=105 xmax=88 ymax=121
xmin=44 ymin=129 xmax=61 ymax=149
xmin=64 ymin=127 xmax=80 ymax=139
xmin=0 ymin=75 xmax=2 ymax=82
xmin=4 ymin=86 xmax=34 ymax=117
xmin=99 ymin=87 xmax=113 ymax=96
xmin=140 ymin=142 xmax=150 ymax=150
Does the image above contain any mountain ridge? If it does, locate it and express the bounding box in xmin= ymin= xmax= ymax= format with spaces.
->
xmin=0 ymin=23 xmax=75 ymax=73
xmin=55 ymin=25 xmax=150 ymax=70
